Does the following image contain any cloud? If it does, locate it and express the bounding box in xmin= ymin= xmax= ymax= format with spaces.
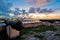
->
xmin=26 ymin=0 xmax=34 ymax=2
xmin=26 ymin=0 xmax=47 ymax=8
xmin=0 ymin=0 xmax=12 ymax=13
xmin=34 ymin=0 xmax=47 ymax=7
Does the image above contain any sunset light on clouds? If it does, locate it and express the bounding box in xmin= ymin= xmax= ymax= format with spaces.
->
xmin=26 ymin=0 xmax=47 ymax=8
xmin=25 ymin=0 xmax=57 ymax=8
xmin=34 ymin=0 xmax=46 ymax=7
xmin=0 ymin=0 xmax=60 ymax=10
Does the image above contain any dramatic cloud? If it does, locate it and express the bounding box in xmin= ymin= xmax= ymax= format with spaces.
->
xmin=0 ymin=0 xmax=12 ymax=13
xmin=0 ymin=0 xmax=13 ymax=17
xmin=34 ymin=0 xmax=46 ymax=8
xmin=26 ymin=0 xmax=34 ymax=2
xmin=26 ymin=0 xmax=56 ymax=8
xmin=26 ymin=0 xmax=47 ymax=8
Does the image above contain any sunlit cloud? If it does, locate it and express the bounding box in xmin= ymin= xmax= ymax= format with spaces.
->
xmin=26 ymin=0 xmax=57 ymax=8
xmin=26 ymin=0 xmax=47 ymax=8
xmin=33 ymin=0 xmax=47 ymax=8
xmin=9 ymin=13 xmax=14 ymax=17
xmin=26 ymin=0 xmax=34 ymax=2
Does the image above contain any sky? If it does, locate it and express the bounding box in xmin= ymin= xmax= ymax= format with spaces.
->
xmin=0 ymin=0 xmax=60 ymax=17
xmin=1 ymin=0 xmax=60 ymax=10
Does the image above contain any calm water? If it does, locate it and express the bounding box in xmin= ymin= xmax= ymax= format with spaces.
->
xmin=0 ymin=22 xmax=6 ymax=26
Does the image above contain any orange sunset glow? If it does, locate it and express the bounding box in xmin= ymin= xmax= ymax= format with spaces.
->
xmin=28 ymin=13 xmax=60 ymax=19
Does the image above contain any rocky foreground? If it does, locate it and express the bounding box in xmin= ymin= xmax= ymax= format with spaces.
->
xmin=16 ymin=25 xmax=60 ymax=40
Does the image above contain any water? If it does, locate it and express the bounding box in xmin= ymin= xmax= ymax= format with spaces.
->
xmin=0 ymin=22 xmax=6 ymax=26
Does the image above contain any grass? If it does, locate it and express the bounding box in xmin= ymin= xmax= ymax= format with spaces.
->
xmin=21 ymin=25 xmax=57 ymax=35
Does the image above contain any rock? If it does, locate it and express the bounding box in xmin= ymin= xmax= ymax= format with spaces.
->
xmin=25 ymin=35 xmax=39 ymax=40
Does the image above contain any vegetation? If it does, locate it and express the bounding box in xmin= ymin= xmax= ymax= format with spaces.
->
xmin=21 ymin=25 xmax=57 ymax=35
xmin=16 ymin=25 xmax=57 ymax=40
